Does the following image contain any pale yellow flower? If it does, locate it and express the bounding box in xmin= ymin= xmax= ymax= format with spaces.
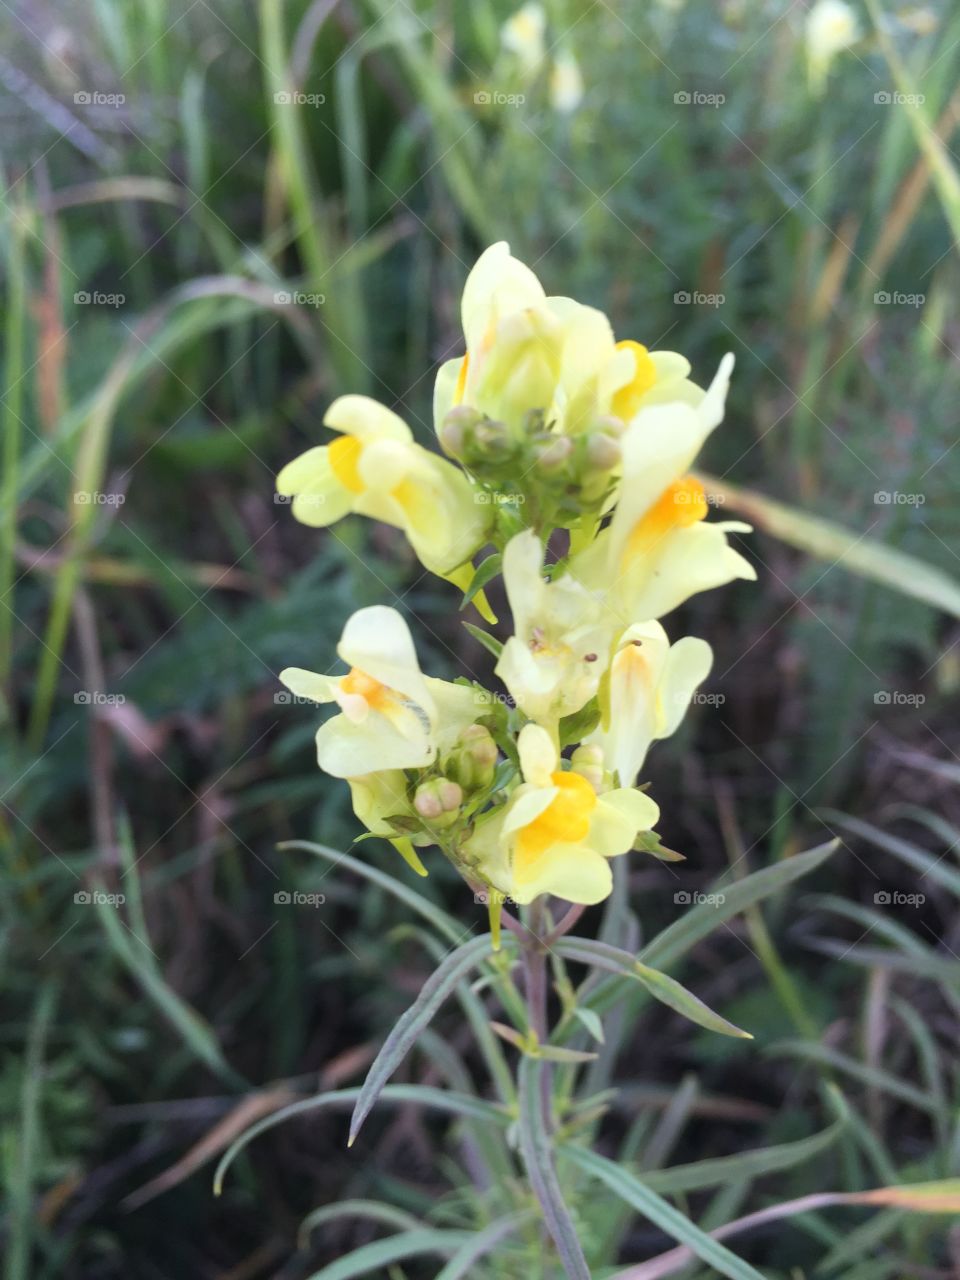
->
xmin=277 ymin=394 xmax=490 ymax=577
xmin=463 ymin=724 xmax=659 ymax=904
xmin=279 ymin=605 xmax=477 ymax=778
xmin=587 ymin=622 xmax=713 ymax=788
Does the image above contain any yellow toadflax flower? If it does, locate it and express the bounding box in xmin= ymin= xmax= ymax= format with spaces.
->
xmin=569 ymin=354 xmax=756 ymax=623
xmin=279 ymin=605 xmax=478 ymax=778
xmin=549 ymin=51 xmax=584 ymax=114
xmin=495 ymin=529 xmax=612 ymax=728
xmin=806 ymin=0 xmax=861 ymax=93
xmin=588 ymin=622 xmax=713 ymax=788
xmin=464 ymin=724 xmax=660 ymax=905
xmin=433 ymin=242 xmax=699 ymax=441
xmin=501 ymin=2 xmax=547 ymax=74
xmin=276 ymin=394 xmax=491 ymax=578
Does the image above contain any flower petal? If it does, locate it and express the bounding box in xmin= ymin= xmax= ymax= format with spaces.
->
xmin=517 ymin=722 xmax=557 ymax=787
xmin=337 ymin=606 xmax=436 ymax=721
xmin=278 ymin=666 xmax=338 ymax=704
xmin=324 ymin=394 xmax=412 ymax=443
xmin=511 ymin=842 xmax=613 ymax=905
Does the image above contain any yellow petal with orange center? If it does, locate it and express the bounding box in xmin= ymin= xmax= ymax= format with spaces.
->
xmin=517 ymin=771 xmax=597 ymax=863
xmin=340 ymin=667 xmax=390 ymax=710
xmin=328 ymin=434 xmax=365 ymax=494
xmin=623 ymin=476 xmax=708 ymax=564
xmin=611 ymin=340 xmax=658 ymax=421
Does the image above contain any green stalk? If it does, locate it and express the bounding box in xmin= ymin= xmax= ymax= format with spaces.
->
xmin=0 ymin=200 xmax=26 ymax=697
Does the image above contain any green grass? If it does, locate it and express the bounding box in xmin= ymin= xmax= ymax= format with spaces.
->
xmin=2 ymin=0 xmax=960 ymax=1275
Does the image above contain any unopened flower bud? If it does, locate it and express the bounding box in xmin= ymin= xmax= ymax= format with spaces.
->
xmin=532 ymin=433 xmax=572 ymax=473
xmin=471 ymin=418 xmax=516 ymax=461
xmin=570 ymin=743 xmax=605 ymax=793
xmin=445 ymin=724 xmax=498 ymax=790
xmin=585 ymin=432 xmax=621 ymax=471
xmin=592 ymin=413 xmax=627 ymax=438
xmin=413 ymin=777 xmax=463 ymax=827
xmin=440 ymin=405 xmax=482 ymax=458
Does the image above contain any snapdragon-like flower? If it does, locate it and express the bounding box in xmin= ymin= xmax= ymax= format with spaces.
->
xmin=279 ymin=605 xmax=477 ymax=778
xmin=464 ymin=724 xmax=659 ymax=905
xmin=276 ymin=394 xmax=490 ymax=578
xmin=588 ymin=622 xmax=713 ymax=788
xmin=495 ymin=530 xmax=612 ymax=727
xmin=806 ymin=0 xmax=860 ymax=92
xmin=569 ymin=355 xmax=756 ymax=624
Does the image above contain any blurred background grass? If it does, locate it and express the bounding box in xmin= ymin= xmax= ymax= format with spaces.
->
xmin=3 ymin=0 xmax=960 ymax=1276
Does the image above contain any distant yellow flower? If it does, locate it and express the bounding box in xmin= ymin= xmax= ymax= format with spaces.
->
xmin=277 ymin=394 xmax=490 ymax=576
xmin=279 ymin=605 xmax=478 ymax=777
xmin=549 ymin=51 xmax=584 ymax=114
xmin=806 ymin=0 xmax=861 ymax=92
xmin=501 ymin=2 xmax=547 ymax=74
xmin=588 ymin=622 xmax=713 ymax=788
xmin=464 ymin=724 xmax=660 ymax=904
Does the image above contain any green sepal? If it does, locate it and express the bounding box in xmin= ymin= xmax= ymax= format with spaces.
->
xmin=635 ymin=829 xmax=686 ymax=862
xmin=462 ymin=622 xmax=504 ymax=659
xmin=390 ymin=837 xmax=428 ymax=877
xmin=460 ymin=552 xmax=502 ymax=610
xmin=558 ymin=697 xmax=601 ymax=747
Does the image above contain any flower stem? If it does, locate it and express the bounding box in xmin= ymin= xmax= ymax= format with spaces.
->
xmin=523 ymin=898 xmax=552 ymax=1131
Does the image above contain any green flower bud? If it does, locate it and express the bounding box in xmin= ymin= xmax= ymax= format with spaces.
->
xmin=532 ymin=433 xmax=572 ymax=474
xmin=472 ymin=418 xmax=516 ymax=461
xmin=592 ymin=413 xmax=627 ymax=438
xmin=440 ymin=405 xmax=482 ymax=458
xmin=585 ymin=431 xmax=621 ymax=472
xmin=445 ymin=724 xmax=498 ymax=790
xmin=570 ymin=743 xmax=605 ymax=793
xmin=413 ymin=777 xmax=463 ymax=827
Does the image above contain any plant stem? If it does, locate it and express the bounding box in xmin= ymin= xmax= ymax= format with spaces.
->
xmin=523 ymin=898 xmax=552 ymax=1132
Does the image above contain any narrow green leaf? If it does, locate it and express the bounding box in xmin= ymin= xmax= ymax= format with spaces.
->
xmin=641 ymin=1119 xmax=845 ymax=1194
xmin=641 ymin=839 xmax=838 ymax=970
xmin=349 ymin=933 xmax=514 ymax=1144
xmin=462 ymin=621 xmax=504 ymax=659
xmin=214 ymin=1084 xmax=509 ymax=1194
xmin=555 ymin=940 xmax=751 ymax=1040
xmin=566 ymin=1146 xmax=766 ymax=1280
xmin=460 ymin=552 xmax=502 ymax=608
xmin=518 ymin=1056 xmax=591 ymax=1280
xmin=305 ymin=1228 xmax=473 ymax=1280
xmin=299 ymin=1200 xmax=421 ymax=1249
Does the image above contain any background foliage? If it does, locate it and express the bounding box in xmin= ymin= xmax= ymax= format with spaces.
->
xmin=2 ymin=0 xmax=960 ymax=1275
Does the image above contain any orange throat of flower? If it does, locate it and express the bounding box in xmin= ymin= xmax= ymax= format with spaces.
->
xmin=623 ymin=475 xmax=708 ymax=564
xmin=611 ymin=340 xmax=658 ymax=421
xmin=516 ymin=771 xmax=597 ymax=870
